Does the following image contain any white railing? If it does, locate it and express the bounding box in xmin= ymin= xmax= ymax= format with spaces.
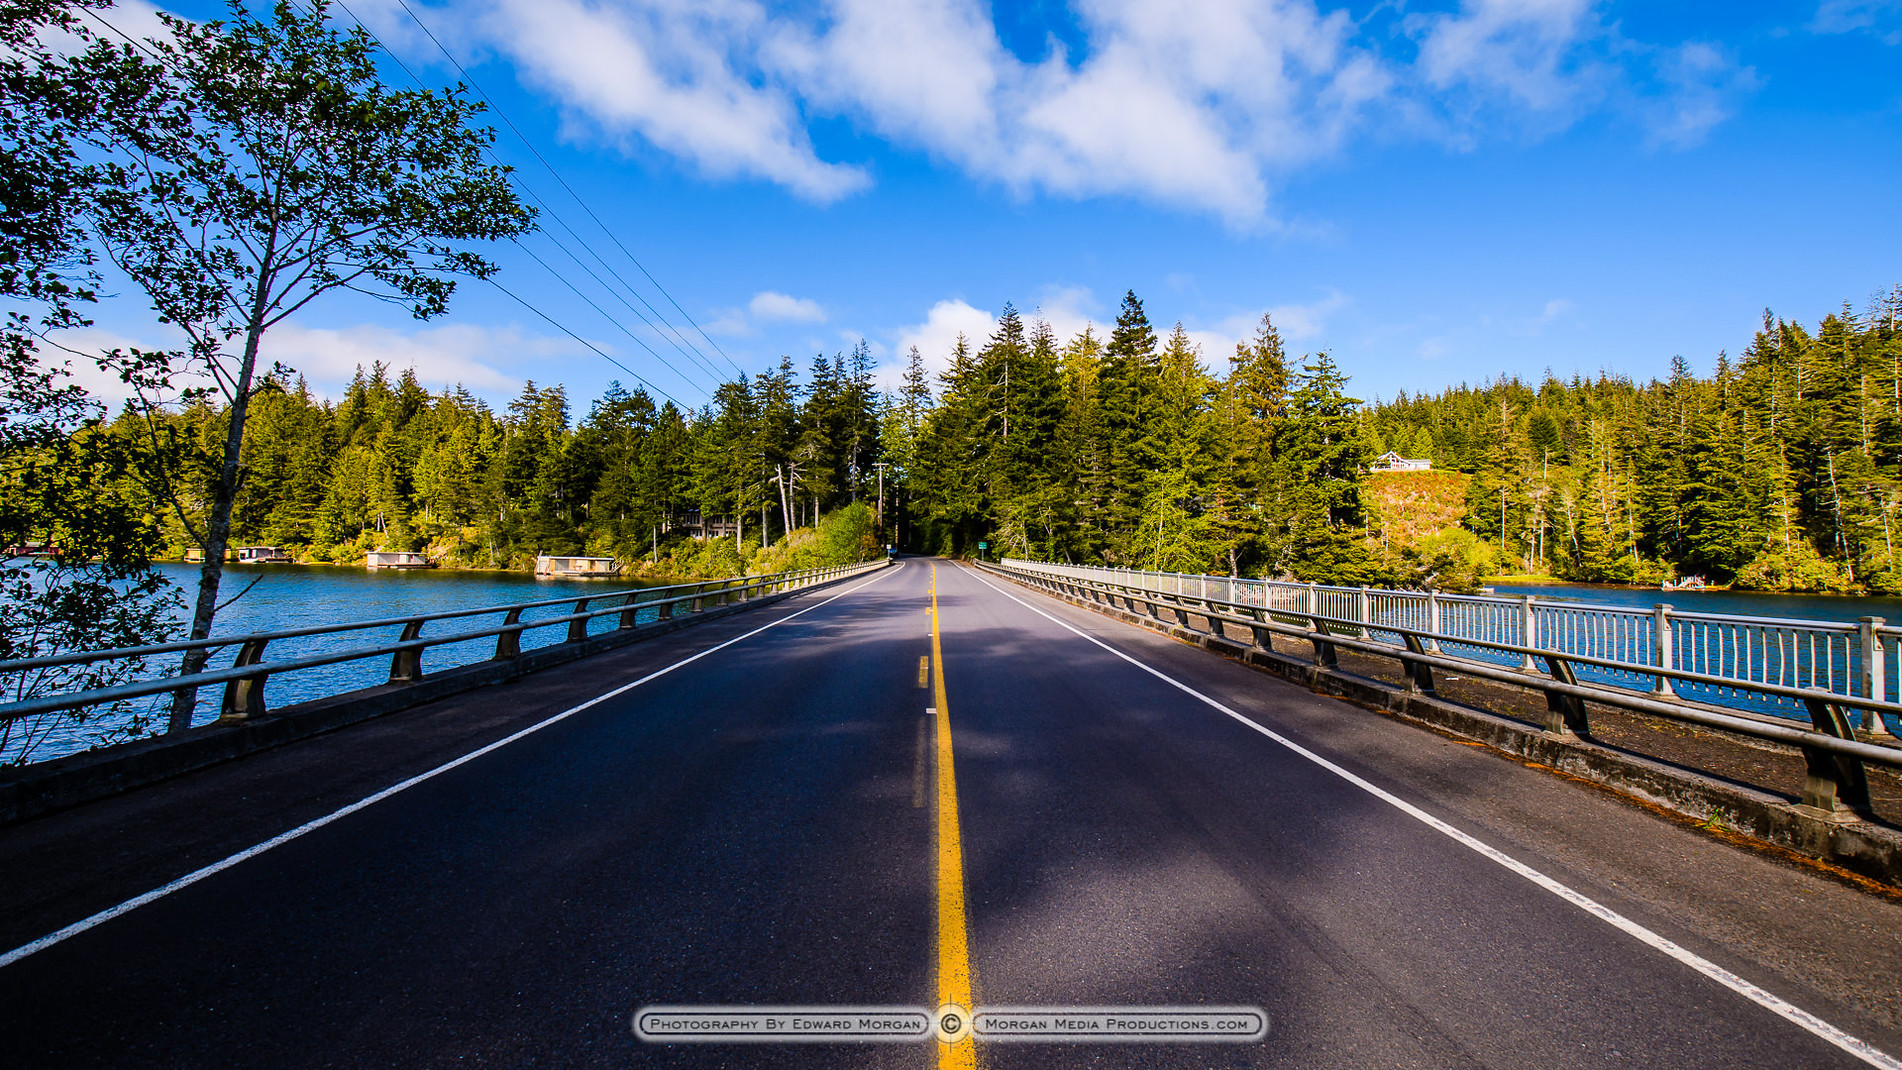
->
xmin=1003 ymin=559 xmax=1902 ymax=739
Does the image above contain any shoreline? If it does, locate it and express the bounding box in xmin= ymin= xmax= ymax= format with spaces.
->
xmin=1483 ymin=575 xmax=1902 ymax=599
xmin=156 ymin=559 xmax=681 ymax=581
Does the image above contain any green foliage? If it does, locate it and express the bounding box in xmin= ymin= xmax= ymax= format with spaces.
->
xmin=1392 ymin=529 xmax=1501 ymax=593
xmin=1369 ymin=289 xmax=1902 ymax=591
xmin=52 ymin=0 xmax=534 ymax=730
xmin=1732 ymin=540 xmax=1855 ymax=594
xmin=1 ymin=0 xmax=182 ymax=758
xmin=817 ymin=502 xmax=878 ymax=565
xmin=0 ymin=564 xmax=181 ymax=765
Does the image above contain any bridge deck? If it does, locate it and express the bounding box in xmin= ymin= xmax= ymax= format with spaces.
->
xmin=1 ymin=559 xmax=1898 ymax=1067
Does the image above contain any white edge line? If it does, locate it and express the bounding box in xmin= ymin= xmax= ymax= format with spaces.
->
xmin=0 ymin=563 xmax=905 ymax=970
xmin=962 ymin=566 xmax=1901 ymax=1070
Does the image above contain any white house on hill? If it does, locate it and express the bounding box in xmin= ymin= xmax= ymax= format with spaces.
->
xmin=1372 ymin=451 xmax=1432 ymax=472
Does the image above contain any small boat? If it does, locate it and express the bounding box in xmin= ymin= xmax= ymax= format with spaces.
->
xmin=1662 ymin=575 xmax=1707 ymax=591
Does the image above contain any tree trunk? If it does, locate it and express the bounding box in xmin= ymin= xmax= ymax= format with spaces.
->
xmin=167 ymin=322 xmax=265 ymax=733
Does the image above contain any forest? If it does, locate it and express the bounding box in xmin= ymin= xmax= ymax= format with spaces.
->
xmin=43 ymin=285 xmax=1902 ymax=595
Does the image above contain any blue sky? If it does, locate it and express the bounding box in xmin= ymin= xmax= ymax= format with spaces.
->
xmin=68 ymin=0 xmax=1902 ymax=411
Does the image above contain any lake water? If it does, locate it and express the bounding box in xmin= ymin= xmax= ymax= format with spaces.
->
xmin=1488 ymin=581 xmax=1902 ymax=627
xmin=13 ymin=563 xmax=668 ymax=765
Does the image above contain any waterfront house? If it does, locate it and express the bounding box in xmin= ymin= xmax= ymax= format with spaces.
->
xmin=1371 ymin=451 xmax=1432 ymax=472
xmin=365 ymin=550 xmax=432 ymax=570
xmin=234 ymin=546 xmax=292 ymax=564
xmin=535 ymin=555 xmax=619 ymax=578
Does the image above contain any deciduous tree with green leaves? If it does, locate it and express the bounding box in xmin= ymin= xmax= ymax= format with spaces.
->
xmin=65 ymin=0 xmax=534 ymax=730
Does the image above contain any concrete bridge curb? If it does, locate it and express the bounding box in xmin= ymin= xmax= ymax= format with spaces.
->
xmin=0 ymin=567 xmax=879 ymax=827
xmin=978 ymin=563 xmax=1902 ymax=891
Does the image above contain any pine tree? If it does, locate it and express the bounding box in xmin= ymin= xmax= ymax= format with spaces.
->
xmin=1097 ymin=291 xmax=1159 ymax=559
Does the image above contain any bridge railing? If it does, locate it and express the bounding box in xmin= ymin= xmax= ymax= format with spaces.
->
xmin=986 ymin=558 xmax=1902 ymax=821
xmin=0 ymin=560 xmax=888 ymax=737
xmin=1004 ymin=560 xmax=1902 ymax=732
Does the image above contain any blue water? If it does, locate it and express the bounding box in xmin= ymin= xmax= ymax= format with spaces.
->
xmin=1489 ymin=581 xmax=1902 ymax=627
xmin=11 ymin=563 xmax=666 ymax=765
xmin=1471 ymin=582 xmax=1902 ymax=737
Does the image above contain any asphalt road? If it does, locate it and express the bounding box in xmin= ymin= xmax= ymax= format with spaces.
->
xmin=2 ymin=558 xmax=1900 ymax=1068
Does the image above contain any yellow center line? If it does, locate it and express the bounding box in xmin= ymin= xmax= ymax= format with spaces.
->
xmin=918 ymin=655 xmax=930 ymax=689
xmin=931 ymin=565 xmax=977 ymax=1068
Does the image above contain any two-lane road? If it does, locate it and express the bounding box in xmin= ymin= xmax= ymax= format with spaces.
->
xmin=2 ymin=558 xmax=1899 ymax=1067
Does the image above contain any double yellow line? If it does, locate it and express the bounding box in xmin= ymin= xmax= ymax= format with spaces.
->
xmin=930 ymin=565 xmax=976 ymax=1069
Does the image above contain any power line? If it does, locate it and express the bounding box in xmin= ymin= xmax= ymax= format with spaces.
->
xmin=321 ymin=0 xmax=716 ymax=398
xmin=384 ymin=0 xmax=747 ymax=378
xmin=89 ymin=2 xmax=702 ymax=408
xmin=507 ymin=178 xmax=726 ymax=383
xmin=508 ymin=236 xmax=716 ymax=396
xmin=482 ymin=277 xmax=686 ymax=409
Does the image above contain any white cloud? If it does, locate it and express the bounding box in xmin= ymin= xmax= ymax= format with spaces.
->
xmin=1410 ymin=0 xmax=1605 ymax=117
xmin=483 ymin=0 xmax=867 ymax=202
xmin=40 ymin=321 xmax=582 ymax=407
xmin=872 ymin=287 xmax=1106 ymax=392
xmin=1024 ymin=285 xmax=1100 ymax=349
xmin=33 ymin=0 xmax=175 ymax=56
xmin=430 ymin=0 xmax=1756 ymax=219
xmin=884 ymin=297 xmax=998 ymax=390
xmin=261 ymin=321 xmax=573 ymax=398
xmin=1185 ymin=290 xmax=1349 ymax=364
xmin=770 ymin=0 xmax=1380 ymax=224
xmin=704 ymin=309 xmax=752 ymax=337
xmin=749 ymin=290 xmax=827 ymax=322
xmin=1813 ymin=0 xmax=1902 ymax=40
xmin=35 ymin=324 xmax=201 ymax=409
xmin=877 ymin=286 xmax=1350 ymax=393
xmin=1641 ymin=42 xmax=1758 ymax=149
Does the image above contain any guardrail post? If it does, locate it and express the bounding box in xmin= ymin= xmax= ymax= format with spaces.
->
xmin=1798 ymin=698 xmax=1871 ymax=818
xmin=1249 ymin=617 xmax=1272 ymax=654
xmin=619 ymin=592 xmax=641 ymax=630
xmin=1519 ymin=595 xmax=1538 ymax=672
xmin=388 ymin=620 xmax=425 ymax=683
xmin=1426 ymin=589 xmax=1443 ymax=653
xmin=1859 ymin=617 xmax=1884 ymax=731
xmin=1307 ymin=627 xmax=1338 ymax=669
xmin=1537 ymin=656 xmax=1590 ymax=737
xmin=658 ymin=596 xmax=674 ymax=621
xmin=493 ymin=608 xmax=523 ymax=660
xmin=1399 ymin=633 xmax=1435 ymax=696
xmin=567 ymin=598 xmax=592 ymax=644
xmin=1653 ymin=604 xmax=1675 ymax=697
xmin=219 ymin=638 xmax=270 ymax=721
xmin=1357 ymin=586 xmax=1371 ymax=631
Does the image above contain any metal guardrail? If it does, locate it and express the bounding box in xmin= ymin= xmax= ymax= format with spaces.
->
xmin=1003 ymin=560 xmax=1902 ymax=735
xmin=985 ymin=558 xmax=1902 ymax=822
xmin=0 ymin=561 xmax=888 ymax=728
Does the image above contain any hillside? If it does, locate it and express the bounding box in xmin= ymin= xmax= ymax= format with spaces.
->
xmin=1366 ymin=470 xmax=1471 ymax=551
